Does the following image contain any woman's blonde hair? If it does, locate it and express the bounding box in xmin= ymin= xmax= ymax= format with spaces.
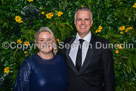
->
xmin=35 ymin=27 xmax=57 ymax=55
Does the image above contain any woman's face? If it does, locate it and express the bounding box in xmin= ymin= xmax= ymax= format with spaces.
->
xmin=37 ymin=32 xmax=53 ymax=54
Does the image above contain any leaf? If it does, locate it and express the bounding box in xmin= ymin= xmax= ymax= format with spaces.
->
xmin=2 ymin=23 xmax=8 ymax=28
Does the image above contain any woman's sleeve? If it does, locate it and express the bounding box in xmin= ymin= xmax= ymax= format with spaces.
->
xmin=13 ymin=59 xmax=32 ymax=91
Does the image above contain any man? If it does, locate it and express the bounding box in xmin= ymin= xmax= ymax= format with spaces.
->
xmin=60 ymin=7 xmax=115 ymax=91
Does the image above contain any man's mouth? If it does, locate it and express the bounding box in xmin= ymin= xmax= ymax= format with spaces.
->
xmin=80 ymin=26 xmax=86 ymax=29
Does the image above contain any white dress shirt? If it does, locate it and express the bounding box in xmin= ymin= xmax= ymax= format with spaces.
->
xmin=69 ymin=32 xmax=92 ymax=66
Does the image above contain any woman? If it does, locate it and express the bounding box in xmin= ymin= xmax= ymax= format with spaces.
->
xmin=14 ymin=27 xmax=68 ymax=91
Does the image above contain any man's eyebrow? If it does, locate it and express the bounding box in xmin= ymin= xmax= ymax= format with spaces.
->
xmin=77 ymin=18 xmax=90 ymax=19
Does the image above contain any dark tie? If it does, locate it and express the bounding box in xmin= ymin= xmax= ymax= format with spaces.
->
xmin=76 ymin=39 xmax=84 ymax=71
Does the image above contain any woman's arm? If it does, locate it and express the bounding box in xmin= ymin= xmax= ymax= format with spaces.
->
xmin=13 ymin=59 xmax=32 ymax=91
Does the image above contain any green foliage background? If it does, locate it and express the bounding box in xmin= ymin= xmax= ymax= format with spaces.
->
xmin=0 ymin=0 xmax=136 ymax=91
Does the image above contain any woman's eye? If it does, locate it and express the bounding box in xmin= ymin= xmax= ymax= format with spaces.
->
xmin=40 ymin=40 xmax=44 ymax=41
xmin=48 ymin=39 xmax=52 ymax=42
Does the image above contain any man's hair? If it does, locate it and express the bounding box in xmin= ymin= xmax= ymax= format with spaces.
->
xmin=74 ymin=7 xmax=93 ymax=20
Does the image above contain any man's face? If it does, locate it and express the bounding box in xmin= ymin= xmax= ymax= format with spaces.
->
xmin=74 ymin=10 xmax=93 ymax=38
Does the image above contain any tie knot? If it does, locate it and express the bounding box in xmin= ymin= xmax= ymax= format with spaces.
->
xmin=79 ymin=39 xmax=84 ymax=45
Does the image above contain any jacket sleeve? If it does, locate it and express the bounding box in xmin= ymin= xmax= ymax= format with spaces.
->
xmin=13 ymin=59 xmax=32 ymax=91
xmin=102 ymin=41 xmax=115 ymax=91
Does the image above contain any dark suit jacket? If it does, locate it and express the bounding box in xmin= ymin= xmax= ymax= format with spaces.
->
xmin=60 ymin=34 xmax=115 ymax=91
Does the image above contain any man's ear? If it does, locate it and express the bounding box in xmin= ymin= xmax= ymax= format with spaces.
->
xmin=91 ymin=20 xmax=93 ymax=26
xmin=74 ymin=20 xmax=76 ymax=25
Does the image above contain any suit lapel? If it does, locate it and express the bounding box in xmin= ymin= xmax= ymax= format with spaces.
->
xmin=79 ymin=34 xmax=95 ymax=74
xmin=66 ymin=37 xmax=79 ymax=74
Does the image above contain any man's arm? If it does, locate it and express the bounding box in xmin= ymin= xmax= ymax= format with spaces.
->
xmin=102 ymin=41 xmax=115 ymax=91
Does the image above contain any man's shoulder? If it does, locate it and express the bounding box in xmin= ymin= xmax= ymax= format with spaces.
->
xmin=93 ymin=34 xmax=109 ymax=43
xmin=64 ymin=37 xmax=75 ymax=43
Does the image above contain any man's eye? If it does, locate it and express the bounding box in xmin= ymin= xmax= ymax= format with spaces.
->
xmin=85 ymin=19 xmax=89 ymax=21
xmin=40 ymin=40 xmax=44 ymax=41
xmin=77 ymin=19 xmax=82 ymax=21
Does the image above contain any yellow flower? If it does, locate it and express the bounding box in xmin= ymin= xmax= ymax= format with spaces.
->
xmin=18 ymin=20 xmax=23 ymax=23
xmin=15 ymin=16 xmax=23 ymax=23
xmin=119 ymin=26 xmax=125 ymax=31
xmin=117 ymin=44 xmax=123 ymax=49
xmin=125 ymin=28 xmax=129 ymax=32
xmin=41 ymin=11 xmax=45 ymax=15
xmin=128 ymin=27 xmax=133 ymax=30
xmin=17 ymin=39 xmax=22 ymax=44
xmin=98 ymin=29 xmax=101 ymax=32
xmin=125 ymin=27 xmax=133 ymax=32
xmin=4 ymin=67 xmax=10 ymax=74
xmin=95 ymin=29 xmax=101 ymax=33
xmin=56 ymin=38 xmax=60 ymax=42
xmin=98 ymin=25 xmax=103 ymax=30
xmin=133 ymin=3 xmax=136 ymax=8
xmin=95 ymin=30 xmax=98 ymax=33
xmin=57 ymin=11 xmax=63 ymax=17
xmin=28 ymin=0 xmax=33 ymax=2
xmin=24 ymin=51 xmax=28 ymax=54
xmin=46 ymin=13 xmax=53 ymax=19
xmin=46 ymin=13 xmax=51 ymax=19
xmin=115 ymin=50 xmax=119 ymax=54
xmin=15 ymin=16 xmax=22 ymax=22
xmin=120 ymin=31 xmax=123 ymax=34
xmin=49 ymin=13 xmax=53 ymax=17
xmin=24 ymin=41 xmax=30 ymax=46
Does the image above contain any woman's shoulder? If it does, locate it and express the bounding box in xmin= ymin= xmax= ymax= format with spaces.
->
xmin=23 ymin=54 xmax=38 ymax=64
xmin=55 ymin=54 xmax=64 ymax=59
xmin=54 ymin=54 xmax=66 ymax=63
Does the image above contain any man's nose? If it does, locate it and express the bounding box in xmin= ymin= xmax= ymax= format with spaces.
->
xmin=81 ymin=20 xmax=85 ymax=24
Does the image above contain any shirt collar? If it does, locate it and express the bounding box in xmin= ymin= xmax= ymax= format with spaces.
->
xmin=75 ymin=31 xmax=91 ymax=43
